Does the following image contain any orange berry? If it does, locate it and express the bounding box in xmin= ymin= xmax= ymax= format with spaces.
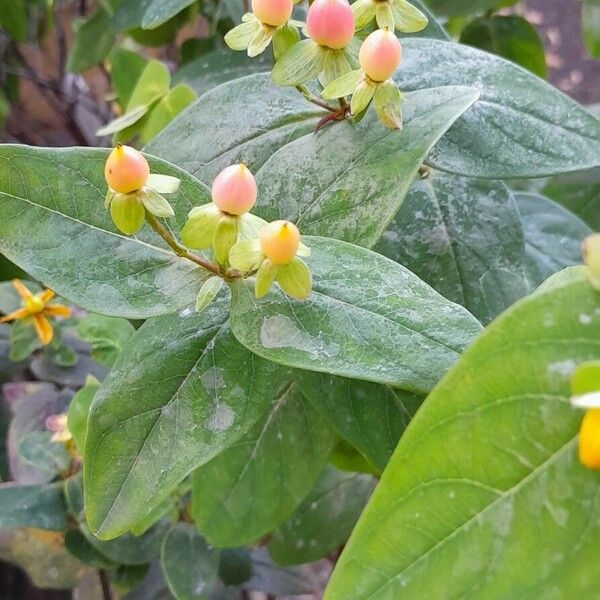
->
xmin=359 ymin=28 xmax=402 ymax=82
xmin=104 ymin=145 xmax=150 ymax=194
xmin=579 ymin=409 xmax=600 ymax=470
xmin=306 ymin=0 xmax=355 ymax=50
xmin=259 ymin=221 xmax=300 ymax=265
xmin=212 ymin=164 xmax=258 ymax=216
xmin=252 ymin=0 xmax=293 ymax=27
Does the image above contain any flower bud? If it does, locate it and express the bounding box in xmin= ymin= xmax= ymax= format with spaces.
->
xmin=583 ymin=234 xmax=600 ymax=291
xmin=104 ymin=145 xmax=150 ymax=194
xmin=212 ymin=164 xmax=258 ymax=216
xmin=359 ymin=28 xmax=402 ymax=82
xmin=306 ymin=0 xmax=355 ymax=50
xmin=259 ymin=220 xmax=300 ymax=265
xmin=252 ymin=0 xmax=293 ymax=27
xmin=579 ymin=409 xmax=600 ymax=470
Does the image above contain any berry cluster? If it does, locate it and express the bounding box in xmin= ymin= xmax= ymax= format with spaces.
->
xmin=225 ymin=0 xmax=428 ymax=129
xmin=104 ymin=146 xmax=312 ymax=307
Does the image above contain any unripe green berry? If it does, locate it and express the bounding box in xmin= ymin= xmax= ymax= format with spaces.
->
xmin=105 ymin=145 xmax=150 ymax=194
xmin=212 ymin=164 xmax=258 ymax=216
xmin=359 ymin=28 xmax=402 ymax=82
xmin=259 ymin=220 xmax=300 ymax=265
xmin=306 ymin=0 xmax=355 ymax=49
xmin=252 ymin=0 xmax=293 ymax=27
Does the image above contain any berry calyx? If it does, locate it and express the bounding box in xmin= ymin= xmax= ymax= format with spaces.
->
xmin=306 ymin=0 xmax=355 ymax=49
xmin=104 ymin=145 xmax=150 ymax=194
xmin=579 ymin=409 xmax=600 ymax=469
xmin=259 ymin=220 xmax=300 ymax=265
xmin=252 ymin=0 xmax=293 ymax=27
xmin=212 ymin=164 xmax=258 ymax=216
xmin=359 ymin=28 xmax=402 ymax=83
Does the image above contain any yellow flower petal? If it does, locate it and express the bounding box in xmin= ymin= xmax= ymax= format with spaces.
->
xmin=39 ymin=289 xmax=56 ymax=303
xmin=579 ymin=409 xmax=600 ymax=470
xmin=0 ymin=307 xmax=31 ymax=323
xmin=11 ymin=279 xmax=33 ymax=300
xmin=33 ymin=314 xmax=53 ymax=345
xmin=44 ymin=304 xmax=71 ymax=318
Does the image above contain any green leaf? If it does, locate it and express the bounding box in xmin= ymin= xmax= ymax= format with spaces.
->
xmin=460 ymin=15 xmax=546 ymax=78
xmin=191 ymin=382 xmax=335 ymax=547
xmin=97 ymin=104 xmax=154 ymax=137
xmin=107 ymin=46 xmax=149 ymax=109
xmin=219 ymin=548 xmax=252 ymax=585
xmin=18 ymin=431 xmax=70 ymax=479
xmin=423 ymin=0 xmax=504 ymax=17
xmin=325 ymin=266 xmax=600 ymax=600
xmin=141 ymin=0 xmax=196 ymax=29
xmin=516 ymin=192 xmax=591 ymax=289
xmin=84 ymin=295 xmax=283 ymax=539
xmin=268 ymin=467 xmax=374 ymax=565
xmin=140 ymin=84 xmax=197 ymax=143
xmin=375 ymin=173 xmax=528 ymax=324
xmin=583 ymin=0 xmax=600 ymax=58
xmin=0 ymin=146 xmax=212 ymax=319
xmin=0 ymin=0 xmax=27 ymax=41
xmin=10 ymin=319 xmax=42 ymax=362
xmin=67 ymin=3 xmax=118 ymax=73
xmin=175 ymin=49 xmax=270 ymax=96
xmin=395 ymin=38 xmax=600 ymax=178
xmin=77 ymin=314 xmax=136 ymax=368
xmin=543 ymin=167 xmax=600 ymax=230
xmin=300 ymin=374 xmax=423 ymax=472
xmin=126 ymin=60 xmax=171 ymax=114
xmin=160 ymin=523 xmax=220 ymax=600
xmin=64 ymin=529 xmax=117 ymax=569
xmin=67 ymin=379 xmax=100 ymax=454
xmin=0 ymin=483 xmax=68 ymax=530
xmin=230 ymin=236 xmax=482 ymax=393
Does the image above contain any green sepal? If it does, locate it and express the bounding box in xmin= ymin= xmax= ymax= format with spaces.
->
xmin=195 ymin=276 xmax=224 ymax=313
xmin=248 ymin=24 xmax=276 ymax=57
xmin=276 ymin=257 xmax=312 ymax=300
xmin=105 ymin=189 xmax=115 ymax=210
xmin=373 ymin=81 xmax=403 ymax=129
xmin=255 ymin=259 xmax=279 ymax=298
xmin=322 ymin=69 xmax=362 ymax=100
xmin=230 ymin=239 xmax=265 ymax=272
xmin=375 ymin=3 xmax=395 ymax=29
xmin=298 ymin=241 xmax=311 ymax=258
xmin=239 ymin=212 xmax=268 ymax=240
xmin=273 ymin=24 xmax=301 ymax=60
xmin=213 ymin=215 xmax=240 ymax=265
xmin=140 ymin=188 xmax=174 ymax=218
xmin=392 ymin=0 xmax=428 ymax=33
xmin=225 ymin=16 xmax=261 ymax=51
xmin=146 ymin=173 xmax=181 ymax=194
xmin=181 ymin=203 xmax=221 ymax=249
xmin=110 ymin=194 xmax=145 ymax=235
xmin=352 ymin=0 xmax=377 ymax=30
xmin=351 ymin=79 xmax=376 ymax=116
xmin=320 ymin=49 xmax=353 ymax=88
xmin=272 ymin=39 xmax=326 ymax=86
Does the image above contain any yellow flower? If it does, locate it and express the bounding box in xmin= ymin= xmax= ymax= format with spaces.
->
xmin=579 ymin=409 xmax=600 ymax=470
xmin=0 ymin=280 xmax=71 ymax=345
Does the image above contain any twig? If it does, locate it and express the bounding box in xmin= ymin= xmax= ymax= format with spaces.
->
xmin=296 ymin=84 xmax=338 ymax=113
xmin=99 ymin=570 xmax=113 ymax=600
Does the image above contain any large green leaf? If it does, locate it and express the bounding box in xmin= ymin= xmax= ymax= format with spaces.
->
xmin=84 ymin=294 xmax=283 ymax=539
xmin=325 ymin=267 xmax=600 ymax=599
xmin=148 ymin=75 xmax=479 ymax=247
xmin=516 ymin=192 xmax=591 ymax=289
xmin=404 ymin=0 xmax=448 ymax=39
xmin=395 ymin=39 xmax=600 ymax=178
xmin=191 ymin=382 xmax=335 ymax=547
xmin=0 ymin=146 xmax=211 ymax=318
xmin=268 ymin=467 xmax=374 ymax=565
xmin=300 ymin=374 xmax=423 ymax=472
xmin=543 ymin=167 xmax=600 ymax=230
xmin=424 ymin=0 xmax=510 ymax=17
xmin=230 ymin=236 xmax=482 ymax=393
xmin=141 ymin=0 xmax=195 ymax=29
xmin=160 ymin=523 xmax=220 ymax=600
xmin=175 ymin=50 xmax=271 ymax=96
xmin=0 ymin=483 xmax=68 ymax=530
xmin=0 ymin=0 xmax=27 ymax=41
xmin=375 ymin=172 xmax=528 ymax=324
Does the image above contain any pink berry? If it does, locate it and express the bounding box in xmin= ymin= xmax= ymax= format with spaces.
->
xmin=359 ymin=29 xmax=402 ymax=82
xmin=252 ymin=0 xmax=293 ymax=26
xmin=104 ymin=145 xmax=150 ymax=194
xmin=212 ymin=164 xmax=257 ymax=216
xmin=306 ymin=0 xmax=355 ymax=50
